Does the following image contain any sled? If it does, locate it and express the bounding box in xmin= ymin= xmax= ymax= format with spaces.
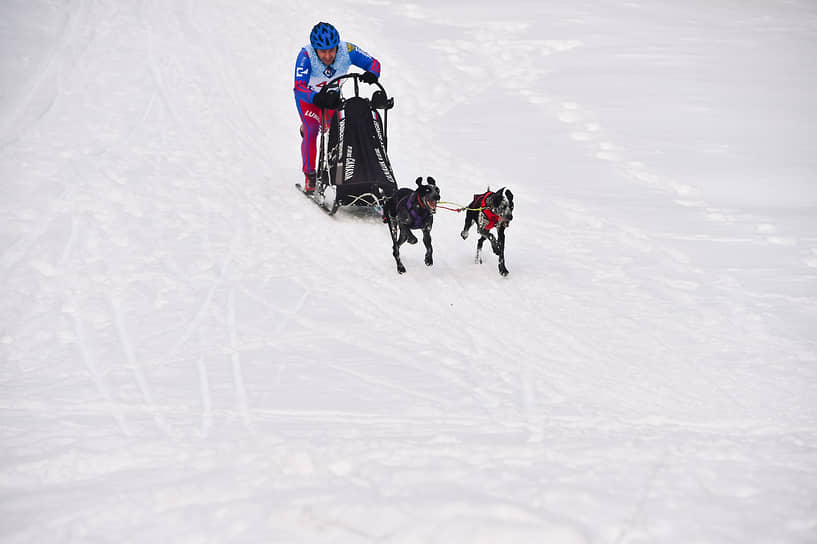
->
xmin=310 ymin=74 xmax=398 ymax=215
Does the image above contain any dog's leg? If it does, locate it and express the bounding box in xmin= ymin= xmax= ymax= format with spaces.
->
xmin=385 ymin=209 xmax=396 ymax=235
xmin=461 ymin=209 xmax=476 ymax=240
xmin=393 ymin=226 xmax=409 ymax=274
xmin=475 ymin=227 xmax=498 ymax=266
xmin=475 ymin=235 xmax=485 ymax=264
xmin=422 ymin=225 xmax=433 ymax=266
xmin=386 ymin=211 xmax=399 ymax=244
xmin=406 ymin=230 xmax=418 ymax=245
xmin=387 ymin=213 xmax=407 ymax=274
xmin=478 ymin=228 xmax=498 ymax=253
xmin=489 ymin=231 xmax=502 ymax=256
xmin=496 ymin=225 xmax=509 ymax=276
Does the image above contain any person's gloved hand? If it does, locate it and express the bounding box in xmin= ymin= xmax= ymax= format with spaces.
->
xmin=313 ymin=89 xmax=340 ymax=109
xmin=360 ymin=71 xmax=378 ymax=84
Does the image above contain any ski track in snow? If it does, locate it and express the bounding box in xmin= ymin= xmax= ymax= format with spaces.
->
xmin=1 ymin=1 xmax=816 ymax=543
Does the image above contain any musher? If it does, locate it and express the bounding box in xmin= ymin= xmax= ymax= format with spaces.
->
xmin=293 ymin=22 xmax=382 ymax=193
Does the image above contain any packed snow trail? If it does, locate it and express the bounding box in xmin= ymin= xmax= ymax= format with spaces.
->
xmin=2 ymin=1 xmax=816 ymax=543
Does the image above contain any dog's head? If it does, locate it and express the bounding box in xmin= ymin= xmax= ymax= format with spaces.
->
xmin=414 ymin=176 xmax=440 ymax=213
xmin=487 ymin=187 xmax=514 ymax=225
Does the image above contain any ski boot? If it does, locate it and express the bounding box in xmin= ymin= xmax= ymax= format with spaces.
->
xmin=303 ymin=172 xmax=317 ymax=195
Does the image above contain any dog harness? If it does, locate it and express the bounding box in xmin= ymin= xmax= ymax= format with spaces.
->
xmin=406 ymin=192 xmax=430 ymax=229
xmin=477 ymin=192 xmax=502 ymax=230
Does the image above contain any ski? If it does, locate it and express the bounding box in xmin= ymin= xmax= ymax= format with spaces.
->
xmin=295 ymin=183 xmax=338 ymax=215
xmin=294 ymin=182 xmax=313 ymax=196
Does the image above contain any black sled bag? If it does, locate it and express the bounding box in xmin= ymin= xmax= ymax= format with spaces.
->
xmin=327 ymin=96 xmax=397 ymax=205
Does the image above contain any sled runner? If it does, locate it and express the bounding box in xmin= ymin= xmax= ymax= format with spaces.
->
xmin=304 ymin=73 xmax=398 ymax=215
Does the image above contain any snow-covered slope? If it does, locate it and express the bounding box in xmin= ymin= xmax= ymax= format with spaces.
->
xmin=2 ymin=1 xmax=816 ymax=542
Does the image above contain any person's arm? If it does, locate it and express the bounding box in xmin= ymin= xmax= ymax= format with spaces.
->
xmin=347 ymin=43 xmax=381 ymax=78
xmin=293 ymin=48 xmax=315 ymax=102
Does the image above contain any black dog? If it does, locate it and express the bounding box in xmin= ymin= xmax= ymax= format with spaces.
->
xmin=460 ymin=187 xmax=514 ymax=276
xmin=383 ymin=177 xmax=440 ymax=274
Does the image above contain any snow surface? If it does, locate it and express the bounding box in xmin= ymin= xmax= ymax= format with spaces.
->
xmin=2 ymin=1 xmax=817 ymax=542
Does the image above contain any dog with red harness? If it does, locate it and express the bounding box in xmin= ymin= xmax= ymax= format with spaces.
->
xmin=460 ymin=187 xmax=514 ymax=276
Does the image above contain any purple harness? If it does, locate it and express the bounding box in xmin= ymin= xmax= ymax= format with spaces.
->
xmin=405 ymin=193 xmax=428 ymax=229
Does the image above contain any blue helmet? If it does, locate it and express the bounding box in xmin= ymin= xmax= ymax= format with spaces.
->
xmin=310 ymin=22 xmax=340 ymax=49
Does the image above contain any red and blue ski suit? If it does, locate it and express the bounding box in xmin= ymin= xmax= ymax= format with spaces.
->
xmin=293 ymin=42 xmax=381 ymax=175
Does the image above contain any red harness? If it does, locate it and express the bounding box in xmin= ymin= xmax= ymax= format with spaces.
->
xmin=477 ymin=192 xmax=501 ymax=230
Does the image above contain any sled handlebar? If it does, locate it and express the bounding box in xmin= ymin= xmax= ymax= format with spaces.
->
xmin=324 ymin=73 xmax=394 ymax=110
